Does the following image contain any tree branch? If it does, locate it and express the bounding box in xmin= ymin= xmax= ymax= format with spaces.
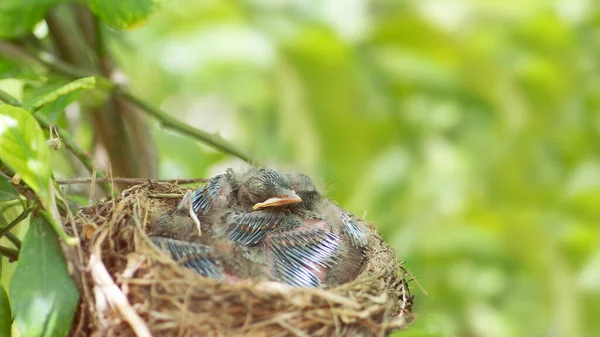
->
xmin=0 ymin=88 xmax=23 ymax=106
xmin=0 ymin=84 xmax=114 ymax=195
xmin=0 ymin=246 xmax=18 ymax=262
xmin=117 ymin=90 xmax=254 ymax=163
xmin=0 ymin=208 xmax=32 ymax=239
xmin=35 ymin=115 xmax=113 ymax=195
xmin=56 ymin=177 xmax=208 ymax=185
xmin=5 ymin=232 xmax=21 ymax=249
xmin=0 ymin=40 xmax=256 ymax=164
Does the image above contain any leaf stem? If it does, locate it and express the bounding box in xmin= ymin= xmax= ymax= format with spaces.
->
xmin=0 ymin=88 xmax=23 ymax=106
xmin=0 ymin=208 xmax=32 ymax=239
xmin=0 ymin=246 xmax=18 ymax=262
xmin=35 ymin=114 xmax=113 ymax=195
xmin=5 ymin=232 xmax=22 ymax=249
xmin=30 ymin=76 xmax=96 ymax=112
xmin=39 ymin=209 xmax=79 ymax=246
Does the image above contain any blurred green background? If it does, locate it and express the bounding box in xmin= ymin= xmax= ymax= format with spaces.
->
xmin=4 ymin=0 xmax=600 ymax=336
xmin=119 ymin=1 xmax=600 ymax=336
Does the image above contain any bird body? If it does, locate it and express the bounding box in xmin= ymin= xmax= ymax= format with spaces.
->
xmin=150 ymin=167 xmax=371 ymax=288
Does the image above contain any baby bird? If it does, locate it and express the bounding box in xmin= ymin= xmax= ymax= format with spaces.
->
xmin=150 ymin=190 xmax=201 ymax=240
xmin=150 ymin=189 xmax=273 ymax=282
xmin=191 ymin=167 xmax=302 ymax=216
xmin=152 ymin=167 xmax=372 ymax=288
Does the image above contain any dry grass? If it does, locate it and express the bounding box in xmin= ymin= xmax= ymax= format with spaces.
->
xmin=62 ymin=182 xmax=414 ymax=337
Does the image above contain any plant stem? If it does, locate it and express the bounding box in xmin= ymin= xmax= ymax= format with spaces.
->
xmin=0 ymin=208 xmax=32 ymax=239
xmin=118 ymin=90 xmax=254 ymax=163
xmin=35 ymin=115 xmax=113 ymax=195
xmin=56 ymin=177 xmax=208 ymax=185
xmin=0 ymin=246 xmax=18 ymax=262
xmin=0 ymin=88 xmax=23 ymax=106
xmin=0 ymin=40 xmax=256 ymax=164
xmin=39 ymin=209 xmax=79 ymax=245
xmin=5 ymin=232 xmax=21 ymax=249
xmin=0 ymin=84 xmax=113 ymax=196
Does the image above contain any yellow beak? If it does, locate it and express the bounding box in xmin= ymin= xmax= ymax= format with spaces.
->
xmin=253 ymin=191 xmax=302 ymax=210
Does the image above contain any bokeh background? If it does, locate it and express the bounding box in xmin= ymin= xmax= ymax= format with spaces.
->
xmin=4 ymin=0 xmax=600 ymax=336
xmin=117 ymin=1 xmax=600 ymax=336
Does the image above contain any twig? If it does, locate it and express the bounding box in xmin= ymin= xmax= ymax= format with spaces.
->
xmin=0 ymin=86 xmax=113 ymax=195
xmin=39 ymin=208 xmax=78 ymax=245
xmin=0 ymin=208 xmax=32 ymax=239
xmin=90 ymin=231 xmax=152 ymax=337
xmin=0 ymin=88 xmax=23 ymax=106
xmin=57 ymin=177 xmax=208 ymax=185
xmin=35 ymin=115 xmax=113 ymax=195
xmin=5 ymin=232 xmax=21 ymax=249
xmin=0 ymin=41 xmax=256 ymax=164
xmin=117 ymin=90 xmax=254 ymax=163
xmin=0 ymin=246 xmax=18 ymax=262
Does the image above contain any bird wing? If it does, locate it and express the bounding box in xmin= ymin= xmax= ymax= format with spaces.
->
xmin=191 ymin=174 xmax=229 ymax=215
xmin=265 ymin=228 xmax=340 ymax=288
xmin=224 ymin=211 xmax=286 ymax=246
xmin=339 ymin=209 xmax=369 ymax=247
xmin=151 ymin=236 xmax=224 ymax=281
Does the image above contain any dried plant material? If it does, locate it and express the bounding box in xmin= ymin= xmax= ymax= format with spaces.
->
xmin=63 ymin=182 xmax=414 ymax=336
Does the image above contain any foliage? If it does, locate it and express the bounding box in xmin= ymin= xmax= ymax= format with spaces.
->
xmin=10 ymin=215 xmax=79 ymax=337
xmin=1 ymin=0 xmax=600 ymax=337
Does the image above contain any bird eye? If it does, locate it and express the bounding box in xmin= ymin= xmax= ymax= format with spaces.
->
xmin=282 ymin=194 xmax=288 ymax=198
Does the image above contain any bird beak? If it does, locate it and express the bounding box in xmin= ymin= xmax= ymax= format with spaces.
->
xmin=177 ymin=190 xmax=193 ymax=211
xmin=253 ymin=191 xmax=302 ymax=210
xmin=177 ymin=190 xmax=202 ymax=236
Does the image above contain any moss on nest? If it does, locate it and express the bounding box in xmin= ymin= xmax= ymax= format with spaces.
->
xmin=62 ymin=181 xmax=414 ymax=336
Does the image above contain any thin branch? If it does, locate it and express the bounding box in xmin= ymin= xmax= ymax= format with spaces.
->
xmin=0 ymin=246 xmax=18 ymax=262
xmin=117 ymin=90 xmax=254 ymax=163
xmin=0 ymin=86 xmax=114 ymax=195
xmin=35 ymin=115 xmax=113 ymax=195
xmin=56 ymin=177 xmax=208 ymax=185
xmin=0 ymin=41 xmax=256 ymax=164
xmin=5 ymin=232 xmax=22 ymax=249
xmin=39 ymin=208 xmax=78 ymax=245
xmin=46 ymin=9 xmax=144 ymax=179
xmin=0 ymin=208 xmax=32 ymax=239
xmin=0 ymin=171 xmax=10 ymax=180
xmin=0 ymin=88 xmax=23 ymax=106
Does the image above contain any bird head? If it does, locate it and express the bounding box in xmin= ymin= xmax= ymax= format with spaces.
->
xmin=288 ymin=173 xmax=322 ymax=211
xmin=239 ymin=168 xmax=302 ymax=210
xmin=153 ymin=190 xmax=201 ymax=238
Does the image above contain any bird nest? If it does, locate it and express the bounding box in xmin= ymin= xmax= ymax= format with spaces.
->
xmin=62 ymin=181 xmax=414 ymax=337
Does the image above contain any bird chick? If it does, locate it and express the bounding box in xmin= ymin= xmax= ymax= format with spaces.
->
xmin=318 ymin=201 xmax=370 ymax=287
xmin=151 ymin=236 xmax=224 ymax=280
xmin=192 ymin=168 xmax=302 ymax=216
xmin=157 ymin=167 xmax=372 ymax=289
xmin=150 ymin=190 xmax=201 ymax=240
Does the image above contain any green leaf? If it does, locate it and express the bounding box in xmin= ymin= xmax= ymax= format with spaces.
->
xmin=28 ymin=77 xmax=96 ymax=112
xmin=0 ymin=0 xmax=72 ymax=38
xmin=23 ymin=80 xmax=77 ymax=129
xmin=0 ymin=105 xmax=51 ymax=203
xmin=0 ymin=284 xmax=11 ymax=337
xmin=9 ymin=215 xmax=79 ymax=337
xmin=85 ymin=0 xmax=160 ymax=29
xmin=0 ymin=177 xmax=18 ymax=201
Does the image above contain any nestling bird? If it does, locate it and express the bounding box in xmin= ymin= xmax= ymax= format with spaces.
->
xmin=150 ymin=167 xmax=371 ymax=288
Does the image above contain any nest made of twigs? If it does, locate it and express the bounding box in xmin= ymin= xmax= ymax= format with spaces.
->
xmin=62 ymin=182 xmax=414 ymax=337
